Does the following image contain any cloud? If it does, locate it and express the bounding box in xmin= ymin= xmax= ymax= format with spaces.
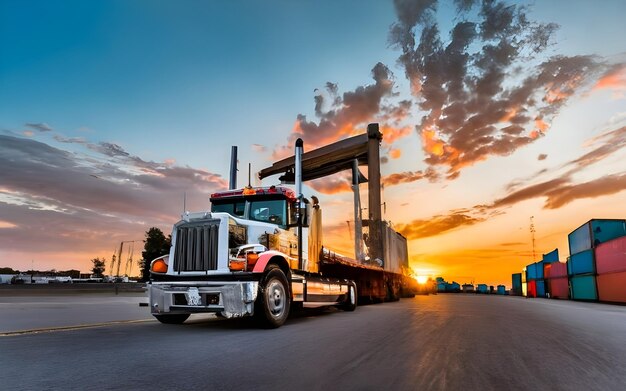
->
xmin=388 ymin=0 xmax=604 ymax=179
xmin=0 ymin=135 xmax=228 ymax=255
xmin=593 ymin=64 xmax=626 ymax=96
xmin=273 ymin=62 xmax=406 ymax=160
xmin=252 ymin=144 xmax=267 ymax=153
xmin=308 ymin=174 xmax=352 ymax=195
xmin=543 ymin=173 xmax=626 ymax=209
xmin=25 ymin=122 xmax=53 ymax=132
xmin=382 ymin=167 xmax=439 ymax=186
xmin=567 ymin=126 xmax=626 ymax=170
xmin=538 ymin=154 xmax=547 ymax=161
xmin=395 ymin=212 xmax=484 ymax=240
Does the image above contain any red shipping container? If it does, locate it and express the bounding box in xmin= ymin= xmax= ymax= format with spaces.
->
xmin=597 ymin=272 xmax=626 ymax=303
xmin=547 ymin=277 xmax=569 ymax=299
xmin=544 ymin=262 xmax=568 ymax=279
xmin=527 ymin=280 xmax=537 ymax=298
xmin=596 ymin=236 xmax=626 ymax=274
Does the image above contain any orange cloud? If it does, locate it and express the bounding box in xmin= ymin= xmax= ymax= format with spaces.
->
xmin=593 ymin=65 xmax=626 ymax=91
xmin=389 ymin=148 xmax=402 ymax=159
xmin=308 ymin=175 xmax=352 ymax=195
xmin=382 ymin=125 xmax=412 ymax=144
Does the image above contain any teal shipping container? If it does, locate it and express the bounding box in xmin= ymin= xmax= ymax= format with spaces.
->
xmin=497 ymin=285 xmax=506 ymax=295
xmin=476 ymin=284 xmax=488 ymax=293
xmin=568 ymin=249 xmax=595 ymax=276
xmin=542 ymin=248 xmax=559 ymax=263
xmin=568 ymin=219 xmax=626 ymax=255
xmin=526 ymin=263 xmax=538 ymax=280
xmin=535 ymin=262 xmax=544 ymax=279
xmin=536 ymin=279 xmax=546 ymax=297
xmin=570 ymin=275 xmax=598 ymax=301
xmin=511 ymin=273 xmax=522 ymax=295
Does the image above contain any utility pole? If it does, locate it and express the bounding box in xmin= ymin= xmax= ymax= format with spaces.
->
xmin=530 ymin=216 xmax=536 ymax=262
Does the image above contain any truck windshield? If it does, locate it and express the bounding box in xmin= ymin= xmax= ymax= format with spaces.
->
xmin=250 ymin=199 xmax=286 ymax=226
xmin=211 ymin=201 xmax=245 ymax=217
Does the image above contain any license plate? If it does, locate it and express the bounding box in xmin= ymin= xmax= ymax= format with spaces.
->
xmin=186 ymin=287 xmax=202 ymax=306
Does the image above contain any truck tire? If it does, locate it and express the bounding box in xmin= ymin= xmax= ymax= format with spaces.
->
xmin=255 ymin=266 xmax=290 ymax=328
xmin=154 ymin=314 xmax=190 ymax=324
xmin=340 ymin=282 xmax=357 ymax=311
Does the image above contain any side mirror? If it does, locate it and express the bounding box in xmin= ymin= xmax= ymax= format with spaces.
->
xmin=288 ymin=201 xmax=311 ymax=228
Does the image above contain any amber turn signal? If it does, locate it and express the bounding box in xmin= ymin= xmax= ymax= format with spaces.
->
xmin=151 ymin=259 xmax=168 ymax=273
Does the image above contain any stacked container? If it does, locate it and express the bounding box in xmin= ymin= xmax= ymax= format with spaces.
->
xmin=595 ymin=236 xmax=626 ymax=303
xmin=542 ymin=249 xmax=568 ymax=299
xmin=511 ymin=273 xmax=522 ymax=296
xmin=567 ymin=219 xmax=626 ymax=301
xmin=545 ymin=261 xmax=569 ymax=299
xmin=525 ymin=261 xmax=546 ymax=298
xmin=521 ymin=267 xmax=528 ymax=297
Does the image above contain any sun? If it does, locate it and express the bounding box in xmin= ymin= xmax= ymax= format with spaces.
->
xmin=416 ymin=275 xmax=429 ymax=284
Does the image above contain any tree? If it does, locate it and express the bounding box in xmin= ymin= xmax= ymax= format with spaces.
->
xmin=140 ymin=227 xmax=171 ymax=282
xmin=91 ymin=258 xmax=106 ymax=277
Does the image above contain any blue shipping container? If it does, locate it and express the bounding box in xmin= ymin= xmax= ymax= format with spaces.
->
xmin=570 ymin=275 xmax=598 ymax=301
xmin=535 ymin=262 xmax=544 ymax=279
xmin=568 ymin=249 xmax=595 ymax=276
xmin=526 ymin=263 xmax=537 ymax=280
xmin=497 ymin=285 xmax=506 ymax=295
xmin=543 ymin=248 xmax=559 ymax=263
xmin=568 ymin=219 xmax=626 ymax=255
xmin=536 ymin=279 xmax=546 ymax=297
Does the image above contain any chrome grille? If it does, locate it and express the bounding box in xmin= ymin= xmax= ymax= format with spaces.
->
xmin=173 ymin=220 xmax=220 ymax=272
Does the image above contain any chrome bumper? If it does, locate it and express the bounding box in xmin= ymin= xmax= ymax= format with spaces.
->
xmin=148 ymin=280 xmax=259 ymax=318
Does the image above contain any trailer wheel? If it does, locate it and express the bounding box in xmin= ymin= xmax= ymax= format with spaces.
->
xmin=154 ymin=314 xmax=190 ymax=324
xmin=340 ymin=282 xmax=357 ymax=311
xmin=255 ymin=266 xmax=290 ymax=328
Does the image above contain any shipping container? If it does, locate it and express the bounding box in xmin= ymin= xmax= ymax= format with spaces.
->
xmin=526 ymin=263 xmax=538 ymax=280
xmin=497 ymin=285 xmax=506 ymax=295
xmin=547 ymin=277 xmax=569 ymax=299
xmin=597 ymin=272 xmax=626 ymax=304
xmin=545 ymin=262 xmax=568 ymax=279
xmin=536 ymin=279 xmax=546 ymax=298
xmin=476 ymin=284 xmax=488 ymax=294
xmin=568 ymin=249 xmax=595 ymax=276
xmin=521 ymin=269 xmax=527 ymax=283
xmin=595 ymin=236 xmax=626 ymax=275
xmin=568 ymin=219 xmax=626 ymax=255
xmin=542 ymin=248 xmax=559 ymax=264
xmin=570 ymin=275 xmax=598 ymax=301
xmin=522 ymin=281 xmax=527 ymax=297
xmin=535 ymin=262 xmax=544 ymax=279
xmin=527 ymin=280 xmax=537 ymax=298
xmin=511 ymin=273 xmax=522 ymax=295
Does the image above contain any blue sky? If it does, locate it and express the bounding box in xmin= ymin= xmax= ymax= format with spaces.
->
xmin=1 ymin=0 xmax=625 ymax=285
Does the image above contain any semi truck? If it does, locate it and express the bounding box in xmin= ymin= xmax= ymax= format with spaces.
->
xmin=148 ymin=123 xmax=417 ymax=328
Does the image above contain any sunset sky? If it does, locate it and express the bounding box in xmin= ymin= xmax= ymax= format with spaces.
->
xmin=1 ymin=0 xmax=625 ymax=286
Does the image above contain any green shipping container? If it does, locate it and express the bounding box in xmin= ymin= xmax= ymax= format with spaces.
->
xmin=570 ymin=275 xmax=598 ymax=301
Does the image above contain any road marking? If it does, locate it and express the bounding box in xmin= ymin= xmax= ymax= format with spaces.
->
xmin=0 ymin=319 xmax=154 ymax=337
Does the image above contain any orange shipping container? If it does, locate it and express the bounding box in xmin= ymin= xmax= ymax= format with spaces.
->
xmin=597 ymin=272 xmax=626 ymax=304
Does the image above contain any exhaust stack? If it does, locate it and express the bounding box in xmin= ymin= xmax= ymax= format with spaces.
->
xmin=229 ymin=146 xmax=238 ymax=190
xmin=295 ymin=138 xmax=304 ymax=270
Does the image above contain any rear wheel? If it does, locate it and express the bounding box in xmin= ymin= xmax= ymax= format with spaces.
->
xmin=340 ymin=282 xmax=357 ymax=311
xmin=154 ymin=314 xmax=190 ymax=324
xmin=255 ymin=266 xmax=290 ymax=328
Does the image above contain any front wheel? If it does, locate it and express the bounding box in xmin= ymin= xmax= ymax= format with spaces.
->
xmin=154 ymin=314 xmax=190 ymax=324
xmin=255 ymin=266 xmax=290 ymax=328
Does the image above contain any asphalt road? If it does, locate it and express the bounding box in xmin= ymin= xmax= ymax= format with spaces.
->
xmin=1 ymin=294 xmax=626 ymax=390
